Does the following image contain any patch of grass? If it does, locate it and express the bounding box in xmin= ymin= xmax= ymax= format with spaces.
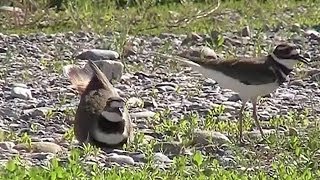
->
xmin=2 ymin=0 xmax=320 ymax=36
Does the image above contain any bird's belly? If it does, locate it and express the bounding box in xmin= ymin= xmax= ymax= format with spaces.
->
xmin=198 ymin=68 xmax=279 ymax=101
xmin=91 ymin=123 xmax=128 ymax=145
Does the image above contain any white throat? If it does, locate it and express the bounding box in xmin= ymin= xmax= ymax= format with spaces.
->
xmin=101 ymin=111 xmax=124 ymax=122
xmin=270 ymin=52 xmax=297 ymax=69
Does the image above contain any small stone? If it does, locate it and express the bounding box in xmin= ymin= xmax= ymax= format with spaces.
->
xmin=126 ymin=97 xmax=144 ymax=108
xmin=198 ymin=46 xmax=217 ymax=59
xmin=245 ymin=129 xmax=277 ymax=139
xmin=241 ymin=26 xmax=251 ymax=37
xmin=14 ymin=142 xmax=62 ymax=154
xmin=179 ymin=46 xmax=217 ymax=60
xmin=0 ymin=47 xmax=7 ymax=53
xmin=193 ymin=130 xmax=231 ymax=146
xmin=305 ymin=69 xmax=320 ymax=76
xmin=151 ymin=37 xmax=162 ymax=46
xmin=286 ymin=127 xmax=298 ymax=136
xmin=227 ymin=94 xmax=241 ymax=102
xmin=76 ymin=49 xmax=119 ymax=60
xmin=289 ymin=79 xmax=304 ymax=86
xmin=291 ymin=23 xmax=301 ymax=32
xmin=23 ymin=107 xmax=53 ymax=117
xmin=83 ymin=60 xmax=124 ymax=82
xmin=154 ymin=141 xmax=183 ymax=155
xmin=218 ymin=156 xmax=237 ymax=167
xmin=130 ymin=111 xmax=156 ymax=119
xmin=129 ymin=153 xmax=146 ymax=163
xmin=279 ymin=93 xmax=295 ymax=100
xmin=305 ymin=29 xmax=320 ymax=40
xmin=0 ymin=6 xmax=23 ymax=14
xmin=106 ymin=153 xmax=134 ymax=165
xmin=154 ymin=152 xmax=173 ymax=163
xmin=29 ymin=153 xmax=54 ymax=161
xmin=11 ymin=85 xmax=32 ymax=100
xmin=0 ymin=141 xmax=15 ymax=150
xmin=191 ymin=32 xmax=203 ymax=42
xmin=311 ymin=72 xmax=320 ymax=81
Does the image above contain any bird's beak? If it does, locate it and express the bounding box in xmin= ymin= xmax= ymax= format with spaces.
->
xmin=298 ymin=55 xmax=310 ymax=65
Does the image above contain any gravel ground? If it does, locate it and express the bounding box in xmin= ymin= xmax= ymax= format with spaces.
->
xmin=0 ymin=26 xmax=320 ymax=168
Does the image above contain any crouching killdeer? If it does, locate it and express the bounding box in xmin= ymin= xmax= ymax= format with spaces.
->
xmin=64 ymin=60 xmax=133 ymax=148
xmin=159 ymin=43 xmax=309 ymax=143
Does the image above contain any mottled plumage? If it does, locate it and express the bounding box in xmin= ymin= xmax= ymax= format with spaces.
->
xmin=65 ymin=60 xmax=133 ymax=148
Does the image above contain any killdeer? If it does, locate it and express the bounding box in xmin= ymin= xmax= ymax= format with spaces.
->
xmin=64 ymin=60 xmax=133 ymax=148
xmin=159 ymin=43 xmax=309 ymax=142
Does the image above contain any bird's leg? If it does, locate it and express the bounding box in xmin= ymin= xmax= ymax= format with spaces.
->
xmin=251 ymin=98 xmax=265 ymax=138
xmin=238 ymin=100 xmax=247 ymax=143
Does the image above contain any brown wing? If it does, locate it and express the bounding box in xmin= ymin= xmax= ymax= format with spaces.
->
xmin=74 ymin=88 xmax=110 ymax=143
xmin=196 ymin=58 xmax=277 ymax=85
xmin=87 ymin=60 xmax=118 ymax=95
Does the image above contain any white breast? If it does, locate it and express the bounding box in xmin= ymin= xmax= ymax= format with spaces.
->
xmin=92 ymin=123 xmax=128 ymax=145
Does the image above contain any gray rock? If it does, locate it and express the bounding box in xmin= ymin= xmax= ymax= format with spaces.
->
xmin=305 ymin=29 xmax=320 ymax=40
xmin=218 ymin=156 xmax=237 ymax=167
xmin=84 ymin=60 xmax=124 ymax=82
xmin=11 ymin=84 xmax=32 ymax=100
xmin=14 ymin=142 xmax=62 ymax=154
xmin=0 ymin=141 xmax=15 ymax=150
xmin=126 ymin=97 xmax=144 ymax=108
xmin=0 ymin=47 xmax=6 ymax=53
xmin=29 ymin=153 xmax=54 ymax=161
xmin=154 ymin=152 xmax=173 ymax=163
xmin=289 ymin=79 xmax=304 ymax=86
xmin=106 ymin=153 xmax=135 ymax=165
xmin=0 ymin=6 xmax=23 ymax=14
xmin=193 ymin=130 xmax=231 ymax=146
xmin=131 ymin=111 xmax=156 ymax=119
xmin=241 ymin=26 xmax=251 ymax=37
xmin=245 ymin=129 xmax=277 ymax=139
xmin=76 ymin=49 xmax=119 ymax=60
xmin=129 ymin=153 xmax=146 ymax=163
xmin=179 ymin=46 xmax=217 ymax=60
xmin=227 ymin=94 xmax=241 ymax=102
xmin=23 ymin=107 xmax=53 ymax=117
xmin=154 ymin=141 xmax=183 ymax=155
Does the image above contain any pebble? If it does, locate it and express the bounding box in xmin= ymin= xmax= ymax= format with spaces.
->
xmin=106 ymin=153 xmax=135 ymax=165
xmin=22 ymin=107 xmax=52 ymax=117
xmin=14 ymin=142 xmax=62 ymax=154
xmin=83 ymin=60 xmax=124 ymax=82
xmin=154 ymin=141 xmax=183 ymax=155
xmin=11 ymin=85 xmax=32 ymax=100
xmin=193 ymin=130 xmax=231 ymax=146
xmin=154 ymin=152 xmax=173 ymax=163
xmin=130 ymin=111 xmax=156 ymax=119
xmin=76 ymin=49 xmax=119 ymax=60
xmin=241 ymin=26 xmax=251 ymax=37
xmin=0 ymin=142 xmax=15 ymax=150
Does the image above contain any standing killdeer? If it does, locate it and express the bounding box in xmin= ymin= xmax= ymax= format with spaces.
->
xmin=159 ymin=43 xmax=309 ymax=143
xmin=64 ymin=60 xmax=133 ymax=148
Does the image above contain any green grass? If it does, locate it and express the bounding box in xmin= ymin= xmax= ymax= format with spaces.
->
xmin=2 ymin=0 xmax=320 ymax=35
xmin=1 ymin=0 xmax=320 ymax=179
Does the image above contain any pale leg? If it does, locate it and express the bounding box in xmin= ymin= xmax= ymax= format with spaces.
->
xmin=251 ymin=98 xmax=264 ymax=138
xmin=238 ymin=100 xmax=247 ymax=143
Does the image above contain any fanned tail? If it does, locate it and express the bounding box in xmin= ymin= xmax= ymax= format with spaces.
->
xmin=63 ymin=64 xmax=92 ymax=95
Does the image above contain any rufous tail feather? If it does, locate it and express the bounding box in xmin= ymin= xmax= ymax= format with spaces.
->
xmin=63 ymin=65 xmax=92 ymax=95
